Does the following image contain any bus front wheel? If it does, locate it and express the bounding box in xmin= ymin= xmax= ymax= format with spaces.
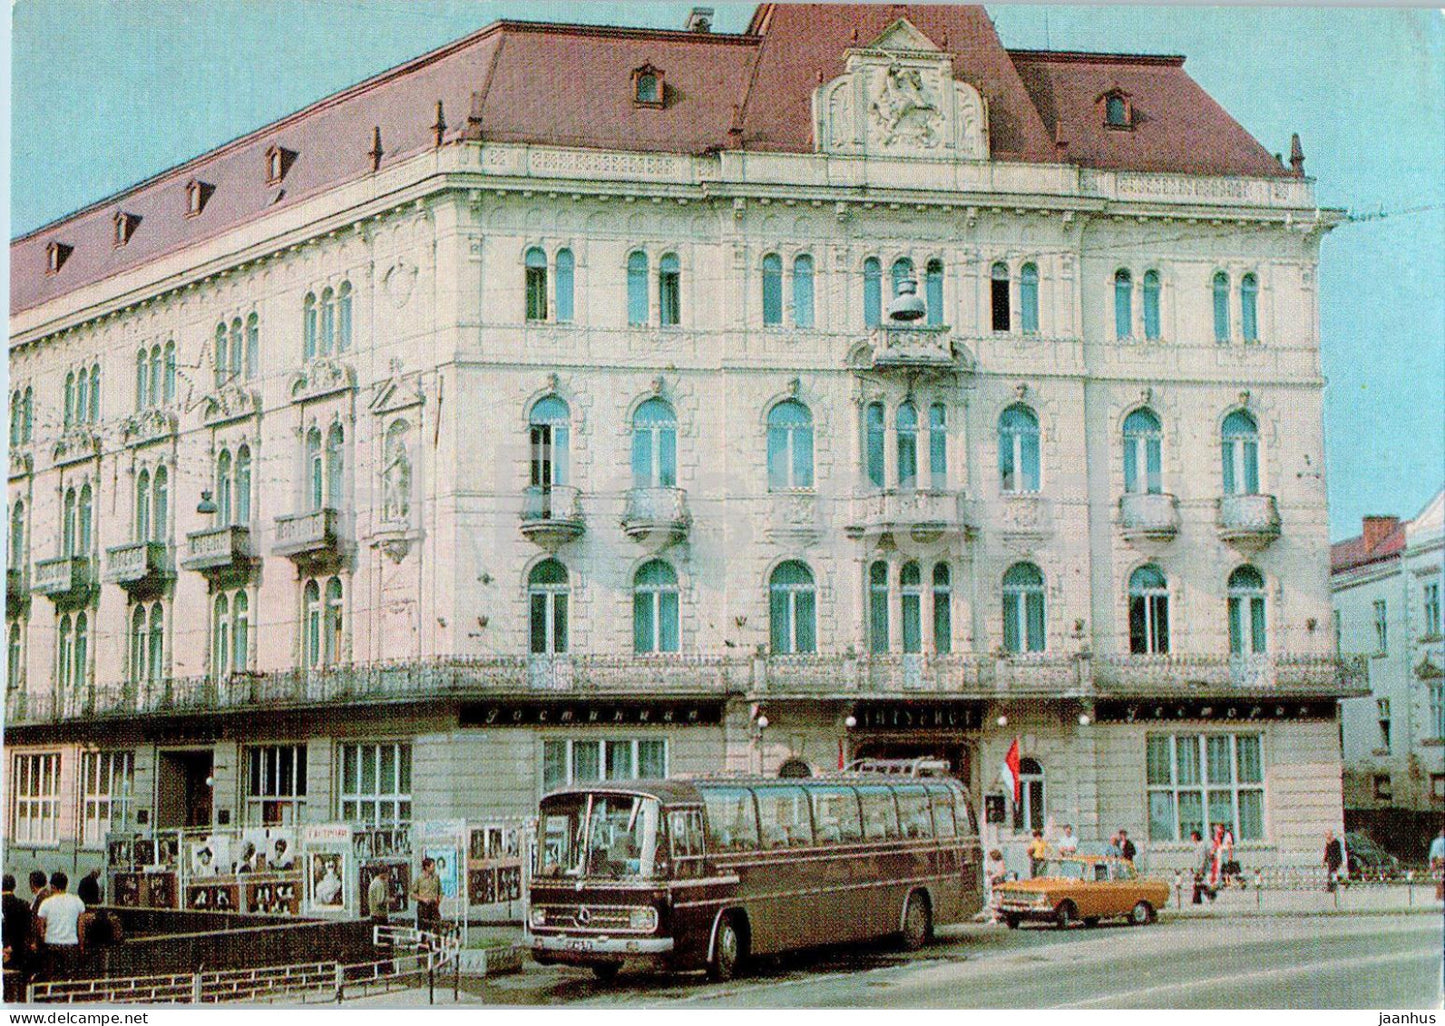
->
xmin=709 ymin=914 xmax=745 ymax=982
xmin=900 ymin=891 xmax=932 ymax=950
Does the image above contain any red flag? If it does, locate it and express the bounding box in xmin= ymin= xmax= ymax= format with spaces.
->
xmin=838 ymin=737 xmax=845 ymax=771
xmin=999 ymin=737 xmax=1021 ymax=804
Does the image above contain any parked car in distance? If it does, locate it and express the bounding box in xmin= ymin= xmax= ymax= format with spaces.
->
xmin=1344 ymin=832 xmax=1402 ymax=878
xmin=993 ymin=855 xmax=1170 ymax=929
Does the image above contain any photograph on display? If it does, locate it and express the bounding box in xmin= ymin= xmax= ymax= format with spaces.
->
xmin=423 ymin=846 xmax=459 ymax=899
xmin=267 ymin=830 xmax=297 ymax=870
xmin=308 ymin=853 xmax=346 ymax=911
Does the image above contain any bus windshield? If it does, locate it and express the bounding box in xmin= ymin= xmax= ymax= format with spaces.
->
xmin=538 ymin=792 xmax=662 ymax=880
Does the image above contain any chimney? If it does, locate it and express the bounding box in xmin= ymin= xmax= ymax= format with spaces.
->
xmin=1289 ymin=133 xmax=1305 ymax=175
xmin=1362 ymin=515 xmax=1400 ymax=553
xmin=686 ymin=7 xmax=713 ymax=32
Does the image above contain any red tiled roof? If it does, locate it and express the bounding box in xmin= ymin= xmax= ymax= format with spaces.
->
xmin=11 ymin=4 xmax=1297 ymax=319
xmin=1331 ymin=525 xmax=1407 ymax=574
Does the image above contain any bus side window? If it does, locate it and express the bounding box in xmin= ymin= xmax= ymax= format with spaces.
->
xmin=925 ymin=784 xmax=957 ymax=838
xmin=701 ymin=786 xmax=759 ymax=852
xmin=754 ymin=785 xmax=813 ymax=849
xmin=857 ymin=786 xmax=901 ymax=841
xmin=669 ymin=809 xmax=705 ymax=877
xmin=809 ymin=786 xmax=863 ymax=843
xmin=895 ymin=785 xmax=934 ymax=839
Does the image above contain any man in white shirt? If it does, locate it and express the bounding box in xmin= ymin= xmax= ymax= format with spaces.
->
xmin=1057 ymin=824 xmax=1078 ymax=854
xmin=36 ymin=872 xmax=85 ymax=980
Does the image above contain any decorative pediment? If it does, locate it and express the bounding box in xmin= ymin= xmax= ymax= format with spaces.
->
xmin=9 ymin=448 xmax=33 ymax=480
xmin=202 ymin=384 xmax=261 ymax=427
xmin=369 ymin=372 xmax=425 ymax=416
xmin=813 ymin=19 xmax=988 ymax=160
xmin=121 ymin=409 xmax=177 ymax=447
xmin=290 ymin=357 xmax=356 ymax=403
xmin=1417 ymin=656 xmax=1443 ymax=681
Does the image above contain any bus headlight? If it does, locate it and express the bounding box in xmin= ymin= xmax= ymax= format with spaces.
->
xmin=529 ymin=907 xmax=547 ymax=928
xmin=628 ymin=907 xmax=658 ymax=932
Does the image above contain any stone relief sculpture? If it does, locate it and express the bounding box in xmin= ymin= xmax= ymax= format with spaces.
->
xmin=870 ymin=63 xmax=942 ymax=149
xmin=382 ymin=419 xmax=412 ymax=523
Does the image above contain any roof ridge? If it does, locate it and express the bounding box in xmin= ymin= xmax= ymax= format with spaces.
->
xmin=1007 ymin=48 xmax=1186 ymax=67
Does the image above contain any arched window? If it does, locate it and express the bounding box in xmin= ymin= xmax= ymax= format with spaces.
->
xmin=324 ymin=576 xmax=344 ymax=666
xmin=1114 ymin=269 xmax=1133 ymax=340
xmin=633 ymin=560 xmax=680 ymax=653
xmin=232 ymin=591 xmax=250 ymax=672
xmin=529 ymin=396 xmax=571 ymax=488
xmin=215 ymin=324 xmax=229 ymax=388
xmin=303 ymin=293 xmax=317 ymax=361
xmin=8 ymin=394 xmax=18 ymax=447
xmin=766 ymin=400 xmax=813 ymax=490
xmin=163 ymin=342 xmax=176 ymax=404
xmin=78 ymin=485 xmax=92 ymax=553
xmin=135 ymin=349 xmax=148 ymax=410
xmin=1122 ymin=408 xmax=1163 ymax=495
xmin=896 ymin=402 xmax=918 ymax=490
xmin=230 ymin=319 xmax=243 ymax=380
xmin=235 ymin=446 xmax=252 ymax=523
xmin=632 ymin=398 xmax=678 ymax=489
xmin=130 ymin=606 xmax=146 ymax=684
xmin=793 ymin=254 xmax=815 ymax=329
xmin=1212 ymin=271 xmax=1230 ymax=343
xmin=1221 ymin=410 xmax=1260 ymax=496
xmin=74 ymin=612 xmax=89 ymax=691
xmin=245 ymin=314 xmax=259 ymax=378
xmin=217 ymin=449 xmax=234 ymax=524
xmin=998 ymin=405 xmax=1041 ymax=493
xmin=88 ymin=365 xmax=100 ymax=422
xmin=555 ymin=249 xmax=575 ymax=324
xmin=991 ymin=262 xmax=1011 ymax=332
xmin=325 ymin=424 xmax=344 ymax=508
xmin=769 ymin=561 xmax=816 ymax=654
xmin=146 ymin=604 xmax=163 ymax=683
xmin=150 ymin=469 xmax=167 ymax=542
xmin=761 ymin=253 xmax=783 ymax=326
xmin=8 ymin=622 xmax=22 ymax=690
xmin=528 ymin=560 xmax=569 ymax=655
xmin=73 ymin=371 xmax=86 ymax=429
xmin=134 ymin=471 xmax=150 ymax=545
xmin=1014 ymin=757 xmax=1045 ymax=832
xmin=627 ymin=251 xmax=649 ymax=326
xmin=57 ymin=614 xmax=73 ymax=692
xmin=636 ymin=73 xmax=658 ymax=103
xmin=1105 ymin=94 xmax=1128 ymax=126
xmin=1129 ymin=564 xmax=1170 ymax=655
xmin=1240 ymin=273 xmax=1259 ymax=342
xmin=932 ymin=563 xmax=952 ymax=654
xmin=1228 ymin=565 xmax=1267 ymax=655
xmin=868 ymin=560 xmax=890 ymax=654
xmin=337 ymin=282 xmax=352 ymax=351
xmin=863 ymin=257 xmax=882 ymax=328
xmin=22 ymin=388 xmax=32 ymax=442
xmin=525 ymin=247 xmax=549 ymax=321
xmin=64 ymin=372 xmax=75 ymax=428
xmin=1019 ymin=263 xmax=1039 ymax=335
xmin=9 ymin=501 xmax=24 ymax=570
xmin=658 ymin=253 xmax=681 ymax=326
xmin=891 ymin=257 xmax=914 ymax=303
xmin=901 ymin=562 xmax=923 ymax=654
xmin=303 ymin=580 xmax=322 ymax=668
xmin=1142 ymin=270 xmax=1161 ymax=341
xmin=213 ymin=593 xmax=230 ymax=680
xmin=63 ymin=489 xmax=78 ymax=556
xmin=864 ymin=402 xmax=886 ymax=489
xmin=320 ymin=287 xmax=335 ymax=354
xmin=1003 ymin=562 xmax=1046 ymax=654
xmin=929 ymin=403 xmax=948 ymax=490
xmin=925 ymin=258 xmax=944 ymax=327
xmin=306 ymin=429 xmax=323 ymax=511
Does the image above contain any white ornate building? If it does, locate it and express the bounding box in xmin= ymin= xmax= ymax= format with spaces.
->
xmin=6 ymin=4 xmax=1362 ymax=877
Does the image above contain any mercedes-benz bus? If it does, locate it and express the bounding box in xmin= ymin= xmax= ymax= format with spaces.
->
xmin=528 ymin=765 xmax=982 ymax=980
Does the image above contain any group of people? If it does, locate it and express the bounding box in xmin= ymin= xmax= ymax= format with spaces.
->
xmin=1189 ymin=823 xmax=1238 ymax=903
xmin=365 ymin=857 xmax=444 ymax=933
xmin=984 ymin=825 xmax=1140 ymax=898
xmin=2 ymin=869 xmax=119 ymax=997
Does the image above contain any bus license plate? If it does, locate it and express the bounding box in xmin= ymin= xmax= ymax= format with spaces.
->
xmin=568 ymin=939 xmax=595 ymax=951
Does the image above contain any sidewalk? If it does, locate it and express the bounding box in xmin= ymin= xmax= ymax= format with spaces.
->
xmin=1159 ymin=881 xmax=1444 ymax=918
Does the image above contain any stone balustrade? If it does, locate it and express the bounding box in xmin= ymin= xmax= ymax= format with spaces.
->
xmin=621 ymin=486 xmax=691 ymax=543
xmin=182 ymin=525 xmax=255 ymax=573
xmin=104 ymin=541 xmax=173 ymax=593
xmin=1216 ymin=494 xmax=1282 ymax=551
xmin=846 ymin=488 xmax=972 ymax=543
xmin=1119 ymin=492 xmax=1181 ymax=543
xmin=868 ymin=325 xmax=959 ymax=369
xmin=519 ymin=485 xmax=584 ymax=546
xmin=273 ymin=508 xmax=343 ymax=564
xmin=31 ymin=555 xmax=93 ymax=602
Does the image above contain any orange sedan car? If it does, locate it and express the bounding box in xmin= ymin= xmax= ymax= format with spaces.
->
xmin=993 ymin=855 xmax=1170 ymax=929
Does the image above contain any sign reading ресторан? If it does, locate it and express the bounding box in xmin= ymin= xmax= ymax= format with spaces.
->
xmin=851 ymin=701 xmax=983 ymax=730
xmin=459 ymin=700 xmax=723 ymax=728
xmin=1095 ymin=699 xmax=1337 ymax=724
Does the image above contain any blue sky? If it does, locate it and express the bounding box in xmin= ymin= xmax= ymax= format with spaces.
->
xmin=9 ymin=2 xmax=1443 ymax=540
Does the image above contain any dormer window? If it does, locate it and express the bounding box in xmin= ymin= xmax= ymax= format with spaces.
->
xmin=265 ymin=144 xmax=295 ymax=185
xmin=112 ymin=211 xmax=139 ymax=248
xmin=45 ymin=241 xmax=72 ymax=276
xmin=185 ymin=179 xmax=213 ymax=217
xmin=1101 ymin=90 xmax=1133 ymax=130
xmin=632 ymin=64 xmax=664 ymax=109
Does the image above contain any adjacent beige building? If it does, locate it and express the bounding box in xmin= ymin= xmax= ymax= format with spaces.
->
xmin=5 ymin=4 xmax=1362 ymax=880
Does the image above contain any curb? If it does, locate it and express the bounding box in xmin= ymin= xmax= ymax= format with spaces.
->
xmin=1161 ymin=905 xmax=1442 ymax=920
xmin=457 ymin=943 xmax=527 ymax=978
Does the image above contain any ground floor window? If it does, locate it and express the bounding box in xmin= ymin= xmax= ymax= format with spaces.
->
xmin=1012 ymin=757 xmax=1045 ymax=832
xmin=11 ymin=752 xmax=60 ymax=844
xmin=1431 ymin=681 xmax=1445 ymax=741
xmin=338 ymin=742 xmax=411 ymax=825
xmin=81 ymin=750 xmax=135 ymax=847
xmin=542 ymin=737 xmax=668 ymax=791
xmin=245 ymin=744 xmax=307 ymax=825
xmin=1146 ymin=733 xmax=1264 ymax=842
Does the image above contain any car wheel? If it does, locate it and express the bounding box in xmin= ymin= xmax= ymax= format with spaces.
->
xmin=1129 ymin=901 xmax=1154 ymax=926
xmin=1083 ymin=917 xmax=1100 ymax=928
xmin=591 ymin=963 xmax=622 ymax=983
xmin=1054 ymin=901 xmax=1077 ymax=929
xmin=901 ymin=891 xmax=932 ymax=951
xmin=709 ymin=915 xmax=744 ymax=982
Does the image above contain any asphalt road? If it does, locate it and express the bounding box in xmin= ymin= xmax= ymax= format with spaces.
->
xmin=477 ymin=912 xmax=1444 ymax=1009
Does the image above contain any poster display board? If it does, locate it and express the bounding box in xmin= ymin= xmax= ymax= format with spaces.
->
xmin=467 ymin=820 xmax=525 ymax=908
xmin=415 ymin=819 xmax=467 ymax=939
xmin=107 ymin=830 xmax=180 ymax=910
xmin=355 ymin=825 xmax=412 ymax=916
xmin=301 ymin=823 xmax=354 ymax=917
xmin=178 ymin=826 xmax=303 ymax=915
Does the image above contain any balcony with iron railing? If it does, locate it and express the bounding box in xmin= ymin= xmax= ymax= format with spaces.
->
xmin=1217 ymin=494 xmax=1281 ymax=552
xmin=520 ymin=485 xmax=584 ymax=547
xmin=273 ymin=508 xmax=345 ymax=567
xmin=31 ymin=554 xmax=94 ymax=604
xmin=104 ymin=541 xmax=174 ymax=595
xmin=620 ymin=486 xmax=691 ymax=544
xmin=1119 ymin=493 xmax=1181 ymax=543
xmin=182 ymin=525 xmax=256 ymax=574
xmin=846 ymin=489 xmax=973 ymax=543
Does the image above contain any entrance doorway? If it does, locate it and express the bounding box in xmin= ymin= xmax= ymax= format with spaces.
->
xmin=156 ymin=750 xmax=213 ymax=829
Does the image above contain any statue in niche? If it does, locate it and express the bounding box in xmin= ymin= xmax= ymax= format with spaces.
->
xmin=870 ymin=63 xmax=941 ymax=149
xmin=382 ymin=419 xmax=411 ymax=523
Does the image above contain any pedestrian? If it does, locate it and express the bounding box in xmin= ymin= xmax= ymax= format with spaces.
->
xmin=410 ymin=858 xmax=441 ymax=933
xmin=1057 ymin=824 xmax=1078 ymax=855
xmin=1209 ymin=823 xmax=1234 ymax=890
xmin=1118 ymin=829 xmax=1137 ymax=863
xmin=1190 ymin=829 xmax=1213 ymax=904
xmin=1027 ymin=829 xmax=1048 ymax=877
xmin=35 ymin=872 xmax=85 ymax=981
xmin=3 ymin=874 xmax=34 ymax=1000
xmin=1323 ymin=831 xmax=1344 ymax=892
xmin=1429 ymin=827 xmax=1445 ymax=901
xmin=1106 ymin=832 xmax=1123 ymax=857
xmin=27 ymin=870 xmax=52 ymax=916
xmin=76 ymin=868 xmax=102 ymax=906
xmin=367 ymin=867 xmax=390 ymax=927
xmin=984 ymin=849 xmax=1007 ymax=921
